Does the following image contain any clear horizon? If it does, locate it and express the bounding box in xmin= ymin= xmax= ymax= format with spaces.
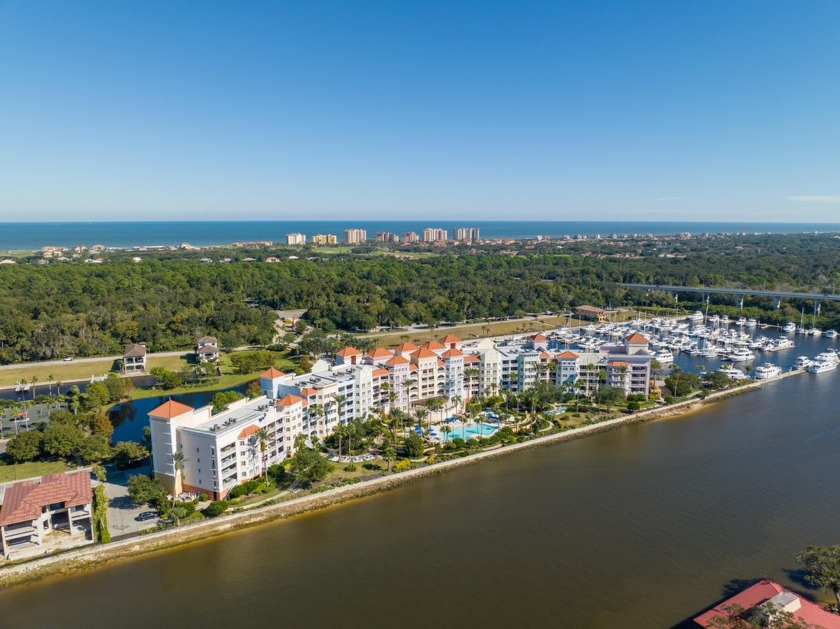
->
xmin=1 ymin=1 xmax=839 ymax=221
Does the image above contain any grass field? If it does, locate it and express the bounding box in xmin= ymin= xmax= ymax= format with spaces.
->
xmin=0 ymin=459 xmax=70 ymax=483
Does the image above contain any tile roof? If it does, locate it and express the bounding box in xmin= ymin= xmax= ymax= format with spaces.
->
xmin=556 ymin=351 xmax=581 ymax=360
xmin=531 ymin=333 xmax=547 ymax=341
xmin=413 ymin=347 xmax=438 ymax=359
xmin=694 ymin=580 xmax=840 ymax=628
xmin=198 ymin=345 xmax=219 ymax=354
xmin=335 ymin=346 xmax=362 ymax=357
xmin=394 ymin=342 xmax=419 ymax=352
xmin=259 ymin=367 xmax=286 ymax=379
xmin=149 ymin=399 xmax=194 ymax=419
xmin=238 ymin=425 xmax=259 ymax=439
xmin=367 ymin=348 xmax=393 ymax=359
xmin=276 ymin=394 xmax=306 ymax=407
xmin=464 ymin=355 xmax=481 ymax=363
xmin=625 ymin=332 xmax=649 ymax=344
xmin=197 ymin=336 xmax=217 ymax=344
xmin=123 ymin=343 xmax=147 ymax=357
xmin=385 ymin=355 xmax=410 ymax=365
xmin=299 ymin=387 xmax=317 ymax=396
xmin=442 ymin=348 xmax=463 ymax=358
xmin=373 ymin=368 xmax=390 ymax=377
xmin=439 ymin=334 xmax=462 ymax=344
xmin=0 ymin=473 xmax=92 ymax=526
xmin=609 ymin=361 xmax=631 ymax=367
xmin=425 ymin=341 xmax=445 ymax=350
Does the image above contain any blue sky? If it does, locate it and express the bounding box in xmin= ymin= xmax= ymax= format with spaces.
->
xmin=1 ymin=0 xmax=839 ymax=221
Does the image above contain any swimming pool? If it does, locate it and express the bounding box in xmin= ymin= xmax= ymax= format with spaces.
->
xmin=441 ymin=422 xmax=498 ymax=441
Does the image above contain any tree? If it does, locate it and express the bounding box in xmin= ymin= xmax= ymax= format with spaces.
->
xmin=308 ymin=403 xmax=324 ymax=436
xmin=289 ymin=446 xmax=332 ymax=487
xmin=6 ymin=429 xmax=43 ymax=462
xmin=93 ymin=485 xmax=110 ymax=543
xmin=112 ymin=441 xmax=149 ymax=466
xmin=211 ymin=390 xmax=242 ymax=414
xmin=403 ymin=432 xmax=425 ymax=458
xmin=441 ymin=424 xmax=453 ymax=443
xmin=664 ymin=371 xmax=701 ymax=397
xmin=42 ymin=421 xmax=85 ymax=458
xmin=705 ymin=602 xmax=821 ymax=629
xmin=414 ymin=408 xmax=428 ymax=431
xmin=705 ymin=370 xmax=734 ymax=391
xmin=254 ymin=427 xmax=269 ymax=481
xmin=127 ymin=474 xmax=166 ymax=505
xmin=594 ymin=386 xmax=626 ymax=411
xmin=797 ymin=544 xmax=840 ymax=607
xmin=91 ymin=464 xmax=107 ymax=482
xmin=84 ymin=381 xmax=111 ymax=409
xmin=91 ymin=411 xmax=114 ymax=438
xmin=380 ymin=440 xmax=395 ymax=472
xmin=203 ymin=501 xmax=229 ymax=517
xmin=171 ymin=451 xmax=186 ymax=505
xmin=78 ymin=434 xmax=112 ymax=463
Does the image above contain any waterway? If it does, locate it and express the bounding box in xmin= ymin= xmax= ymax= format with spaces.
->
xmin=0 ymin=339 xmax=838 ymax=627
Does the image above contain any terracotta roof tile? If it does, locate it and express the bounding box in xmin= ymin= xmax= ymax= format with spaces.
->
xmin=425 ymin=341 xmax=445 ymax=350
xmin=373 ymin=368 xmax=390 ymax=377
xmin=238 ymin=425 xmax=259 ymax=439
xmin=394 ymin=342 xmax=419 ymax=352
xmin=625 ymin=333 xmax=649 ymax=344
xmin=556 ymin=351 xmax=580 ymax=360
xmin=385 ymin=355 xmax=410 ymax=365
xmin=276 ymin=394 xmax=305 ymax=407
xmin=442 ymin=348 xmax=463 ymax=358
xmin=259 ymin=367 xmax=286 ymax=379
xmin=335 ymin=346 xmax=362 ymax=357
xmin=367 ymin=348 xmax=393 ymax=359
xmin=413 ymin=347 xmax=437 ymax=359
xmin=149 ymin=399 xmax=194 ymax=419
xmin=439 ymin=334 xmax=462 ymax=343
xmin=0 ymin=472 xmax=92 ymax=526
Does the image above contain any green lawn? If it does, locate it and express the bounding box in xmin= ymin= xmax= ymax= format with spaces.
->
xmin=0 ymin=459 xmax=71 ymax=483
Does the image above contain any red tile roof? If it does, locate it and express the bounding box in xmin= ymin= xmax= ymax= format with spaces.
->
xmin=238 ymin=425 xmax=259 ymax=439
xmin=531 ymin=333 xmax=547 ymax=341
xmin=464 ymin=355 xmax=481 ymax=363
xmin=276 ymin=394 xmax=306 ymax=407
xmin=373 ymin=368 xmax=390 ymax=377
xmin=556 ymin=351 xmax=580 ymax=360
xmin=539 ymin=351 xmax=551 ymax=359
xmin=149 ymin=399 xmax=194 ymax=419
xmin=259 ymin=367 xmax=286 ymax=379
xmin=439 ymin=334 xmax=462 ymax=344
xmin=335 ymin=346 xmax=362 ymax=357
xmin=413 ymin=347 xmax=437 ymax=359
xmin=0 ymin=473 xmax=92 ymax=526
xmin=367 ymin=348 xmax=393 ymax=359
xmin=625 ymin=332 xmax=648 ymax=344
xmin=409 ymin=364 xmax=418 ymax=372
xmin=385 ymin=355 xmax=410 ymax=365
xmin=609 ymin=361 xmax=631 ymax=367
xmin=694 ymin=580 xmax=840 ymax=628
xmin=394 ymin=342 xmax=419 ymax=352
xmin=425 ymin=341 xmax=445 ymax=350
xmin=299 ymin=387 xmax=317 ymax=396
xmin=442 ymin=348 xmax=463 ymax=358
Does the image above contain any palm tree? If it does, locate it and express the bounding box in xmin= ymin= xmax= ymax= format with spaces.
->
xmin=47 ymin=374 xmax=55 ymax=397
xmin=452 ymin=393 xmax=463 ymax=416
xmin=402 ymin=378 xmax=417 ymax=407
xmin=30 ymin=376 xmax=38 ymax=400
xmin=171 ymin=451 xmax=186 ymax=507
xmin=331 ymin=393 xmax=347 ymax=428
xmin=334 ymin=423 xmax=346 ymax=458
xmin=254 ymin=427 xmax=269 ymax=481
xmin=441 ymin=424 xmax=452 ymax=443
xmin=414 ymin=408 xmax=428 ymax=432
xmin=308 ymin=403 xmax=324 ymax=438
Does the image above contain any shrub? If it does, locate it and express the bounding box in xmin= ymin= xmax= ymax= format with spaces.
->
xmin=199 ymin=492 xmax=209 ymax=502
xmin=362 ymin=462 xmax=382 ymax=471
xmin=627 ymin=400 xmax=641 ymax=412
xmin=393 ymin=459 xmax=411 ymax=472
xmin=343 ymin=463 xmax=357 ymax=472
xmin=203 ymin=501 xmax=230 ymax=517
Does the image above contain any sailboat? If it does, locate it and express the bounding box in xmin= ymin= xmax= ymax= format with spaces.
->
xmin=796 ymin=308 xmax=807 ymax=335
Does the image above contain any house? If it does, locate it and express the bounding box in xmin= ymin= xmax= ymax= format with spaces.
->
xmin=196 ymin=336 xmax=219 ymax=363
xmin=123 ymin=343 xmax=147 ymax=372
xmin=693 ymin=579 xmax=840 ymax=628
xmin=0 ymin=472 xmax=93 ymax=558
xmin=575 ymin=305 xmax=608 ymax=322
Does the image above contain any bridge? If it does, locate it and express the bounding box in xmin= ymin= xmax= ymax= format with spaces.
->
xmin=619 ymin=283 xmax=840 ymax=313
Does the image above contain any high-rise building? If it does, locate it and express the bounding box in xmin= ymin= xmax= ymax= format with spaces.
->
xmin=312 ymin=234 xmax=338 ymax=245
xmin=344 ymin=229 xmax=368 ymax=244
xmin=401 ymin=231 xmax=419 ymax=243
xmin=455 ymin=227 xmax=480 ymax=243
xmin=374 ymin=232 xmax=399 ymax=243
xmin=285 ymin=233 xmax=306 ymax=245
xmin=422 ymin=228 xmax=448 ymax=242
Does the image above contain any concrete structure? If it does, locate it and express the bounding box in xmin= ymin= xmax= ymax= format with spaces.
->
xmin=575 ymin=305 xmax=608 ymax=322
xmin=312 ymin=234 xmax=338 ymax=245
xmin=285 ymin=233 xmax=306 ymax=245
xmin=422 ymin=228 xmax=448 ymax=242
xmin=455 ymin=227 xmax=480 ymax=243
xmin=122 ymin=343 xmax=147 ymax=372
xmin=343 ymin=229 xmax=367 ymax=244
xmin=148 ymin=385 xmax=304 ymax=500
xmin=401 ymin=231 xmax=419 ymax=243
xmin=374 ymin=232 xmax=399 ymax=243
xmin=0 ymin=473 xmax=93 ymax=558
xmin=196 ymin=336 xmax=220 ymax=363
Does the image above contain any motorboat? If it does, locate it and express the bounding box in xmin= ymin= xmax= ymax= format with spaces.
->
xmin=727 ymin=348 xmax=755 ymax=362
xmin=736 ymin=317 xmax=747 ymax=326
xmin=688 ymin=311 xmax=704 ymax=323
xmin=808 ymin=359 xmax=838 ymax=374
xmin=718 ymin=366 xmax=748 ymax=380
xmin=746 ymin=318 xmax=757 ymax=327
xmin=653 ymin=349 xmax=674 ymax=363
xmin=753 ymin=363 xmax=781 ymax=379
xmin=794 ymin=356 xmax=812 ymax=370
xmin=808 ymin=328 xmax=823 ymax=337
xmin=826 ymin=329 xmax=838 ymax=339
xmin=783 ymin=322 xmax=796 ymax=333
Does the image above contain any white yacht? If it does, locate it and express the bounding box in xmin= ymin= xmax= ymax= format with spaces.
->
xmin=826 ymin=329 xmax=838 ymax=339
xmin=688 ymin=311 xmax=704 ymax=323
xmin=728 ymin=348 xmax=756 ymax=362
xmin=808 ymin=328 xmax=823 ymax=337
xmin=794 ymin=356 xmax=812 ymax=370
xmin=746 ymin=318 xmax=757 ymax=327
xmin=808 ymin=359 xmax=838 ymax=374
xmin=783 ymin=322 xmax=796 ymax=333
xmin=720 ymin=315 xmax=730 ymax=325
xmin=719 ymin=366 xmax=748 ymax=380
xmin=708 ymin=314 xmax=720 ymax=325
xmin=753 ymin=363 xmax=781 ymax=379
xmin=736 ymin=317 xmax=747 ymax=326
xmin=653 ymin=349 xmax=674 ymax=363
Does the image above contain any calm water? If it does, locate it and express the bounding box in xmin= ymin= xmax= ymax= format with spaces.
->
xmin=1 ymin=220 xmax=838 ymax=250
xmin=1 ymin=342 xmax=839 ymax=628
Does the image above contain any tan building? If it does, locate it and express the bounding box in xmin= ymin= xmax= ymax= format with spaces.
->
xmin=343 ymin=229 xmax=367 ymax=244
xmin=123 ymin=343 xmax=147 ymax=372
xmin=312 ymin=234 xmax=338 ymax=245
xmin=455 ymin=227 xmax=480 ymax=243
xmin=401 ymin=231 xmax=419 ymax=243
xmin=422 ymin=228 xmax=448 ymax=242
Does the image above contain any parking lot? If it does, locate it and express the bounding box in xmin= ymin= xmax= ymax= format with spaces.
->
xmin=101 ymin=463 xmax=160 ymax=538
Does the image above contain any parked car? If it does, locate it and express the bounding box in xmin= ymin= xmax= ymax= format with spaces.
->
xmin=136 ymin=511 xmax=157 ymax=522
xmin=63 ymin=356 xmax=74 ymax=361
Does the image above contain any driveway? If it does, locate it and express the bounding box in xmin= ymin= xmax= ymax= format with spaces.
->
xmin=101 ymin=463 xmax=160 ymax=538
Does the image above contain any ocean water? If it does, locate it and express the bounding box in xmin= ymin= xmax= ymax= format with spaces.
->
xmin=0 ymin=220 xmax=838 ymax=251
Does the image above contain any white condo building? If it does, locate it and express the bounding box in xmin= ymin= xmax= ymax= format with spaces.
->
xmin=286 ymin=233 xmax=306 ymax=245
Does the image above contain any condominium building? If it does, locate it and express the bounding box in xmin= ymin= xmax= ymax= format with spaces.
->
xmin=455 ymin=227 xmax=480 ymax=243
xmin=344 ymin=229 xmax=367 ymax=244
xmin=312 ymin=234 xmax=338 ymax=245
xmin=422 ymin=228 xmax=448 ymax=242
xmin=401 ymin=231 xmax=419 ymax=243
xmin=286 ymin=233 xmax=306 ymax=245
xmin=374 ymin=232 xmax=399 ymax=243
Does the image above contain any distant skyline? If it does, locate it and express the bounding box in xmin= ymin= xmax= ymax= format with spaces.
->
xmin=1 ymin=1 xmax=839 ymax=221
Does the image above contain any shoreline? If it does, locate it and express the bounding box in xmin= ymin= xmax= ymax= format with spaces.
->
xmin=0 ymin=372 xmax=795 ymax=589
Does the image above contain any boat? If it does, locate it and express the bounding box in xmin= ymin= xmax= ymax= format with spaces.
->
xmin=708 ymin=314 xmax=720 ymax=325
xmin=753 ymin=363 xmax=781 ymax=379
xmin=736 ymin=317 xmax=747 ymax=327
xmin=794 ymin=356 xmax=812 ymax=370
xmin=783 ymin=322 xmax=796 ymax=333
xmin=808 ymin=359 xmax=838 ymax=374
xmin=746 ymin=318 xmax=757 ymax=327
xmin=826 ymin=330 xmax=838 ymax=339
xmin=688 ymin=311 xmax=704 ymax=323
xmin=728 ymin=348 xmax=755 ymax=362
xmin=653 ymin=349 xmax=674 ymax=363
xmin=718 ymin=366 xmax=748 ymax=380
xmin=808 ymin=328 xmax=823 ymax=337
xmin=720 ymin=315 xmax=730 ymax=325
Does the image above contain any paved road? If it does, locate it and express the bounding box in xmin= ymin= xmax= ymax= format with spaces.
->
xmin=359 ymin=313 xmax=578 ymax=339
xmin=101 ymin=463 xmax=161 ymax=537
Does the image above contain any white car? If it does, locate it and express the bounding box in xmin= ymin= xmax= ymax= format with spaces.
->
xmin=63 ymin=356 xmax=74 ymax=361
